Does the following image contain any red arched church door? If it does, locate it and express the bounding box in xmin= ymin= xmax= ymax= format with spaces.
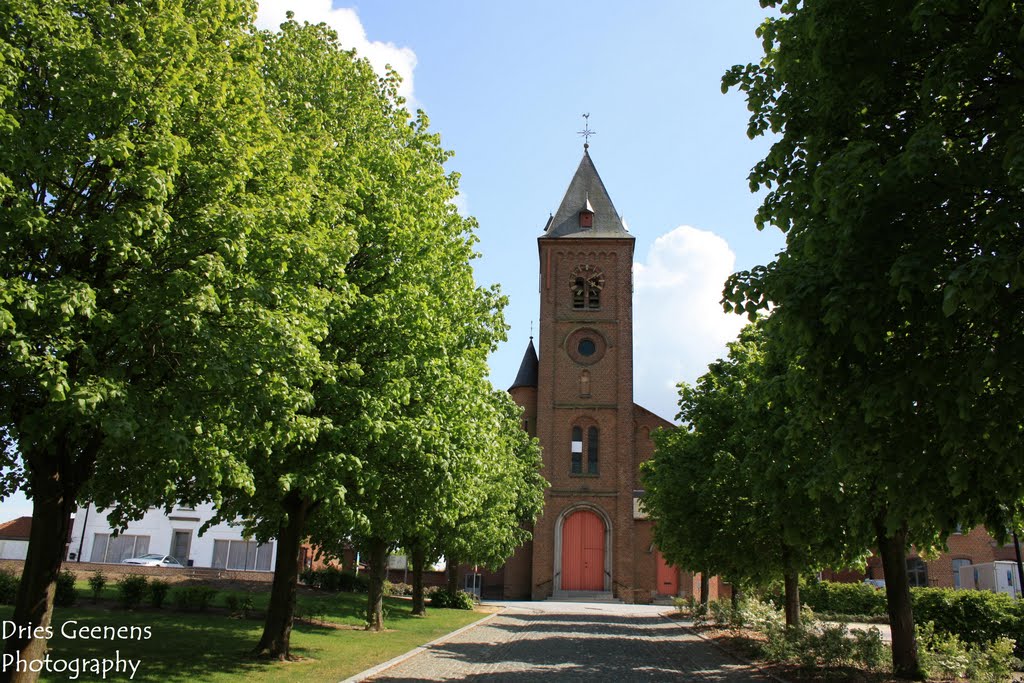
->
xmin=562 ymin=510 xmax=605 ymax=591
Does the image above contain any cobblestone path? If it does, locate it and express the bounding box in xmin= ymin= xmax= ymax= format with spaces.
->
xmin=368 ymin=602 xmax=776 ymax=682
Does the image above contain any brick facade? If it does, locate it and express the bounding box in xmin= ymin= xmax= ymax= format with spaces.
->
xmin=498 ymin=150 xmax=676 ymax=603
xmin=823 ymin=526 xmax=1021 ymax=589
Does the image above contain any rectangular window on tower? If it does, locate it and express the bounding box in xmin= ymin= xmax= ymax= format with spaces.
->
xmin=571 ymin=426 xmax=583 ymax=474
xmin=587 ymin=427 xmax=599 ymax=474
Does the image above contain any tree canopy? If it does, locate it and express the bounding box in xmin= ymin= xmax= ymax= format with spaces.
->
xmin=721 ymin=0 xmax=1024 ymax=677
xmin=642 ymin=321 xmax=866 ymax=625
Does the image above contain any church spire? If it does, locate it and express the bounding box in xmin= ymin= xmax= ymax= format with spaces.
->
xmin=509 ymin=337 xmax=539 ymax=390
xmin=543 ymin=150 xmax=631 ymax=239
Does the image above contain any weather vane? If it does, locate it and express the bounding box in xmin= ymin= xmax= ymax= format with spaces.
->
xmin=578 ymin=113 xmax=595 ymax=149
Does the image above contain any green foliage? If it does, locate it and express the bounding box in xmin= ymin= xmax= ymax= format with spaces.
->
xmin=708 ymin=599 xmax=744 ymax=631
xmin=87 ymin=572 xmax=106 ymax=603
xmin=300 ymin=567 xmax=369 ymax=593
xmin=385 ymin=582 xmax=413 ymax=597
xmin=800 ymin=580 xmax=887 ymax=617
xmin=117 ymin=575 xmax=148 ymax=610
xmin=172 ymin=585 xmax=218 ymax=611
xmin=642 ymin=322 xmax=867 ymax=595
xmin=148 ymin=580 xmax=170 ymax=609
xmin=722 ymin=2 xmax=1024 ymax=674
xmin=0 ymin=569 xmax=19 ymax=604
xmin=917 ymin=621 xmax=1020 ymax=682
xmin=428 ymin=589 xmax=474 ymax=610
xmin=54 ymin=570 xmax=77 ymax=607
xmin=912 ymin=587 xmax=1024 ymax=653
xmin=223 ymin=592 xmax=256 ymax=617
xmin=851 ymin=627 xmax=886 ymax=671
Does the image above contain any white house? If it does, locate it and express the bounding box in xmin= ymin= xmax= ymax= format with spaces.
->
xmin=0 ymin=516 xmax=31 ymax=560
xmin=67 ymin=503 xmax=276 ymax=572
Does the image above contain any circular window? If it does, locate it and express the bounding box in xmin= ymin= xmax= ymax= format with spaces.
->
xmin=565 ymin=328 xmax=606 ymax=365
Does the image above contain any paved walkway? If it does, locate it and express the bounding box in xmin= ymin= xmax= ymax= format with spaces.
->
xmin=367 ymin=601 xmax=778 ymax=682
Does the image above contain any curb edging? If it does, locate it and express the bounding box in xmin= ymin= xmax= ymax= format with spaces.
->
xmin=339 ymin=608 xmax=503 ymax=682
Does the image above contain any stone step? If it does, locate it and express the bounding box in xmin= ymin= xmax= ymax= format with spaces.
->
xmin=549 ymin=590 xmax=622 ymax=603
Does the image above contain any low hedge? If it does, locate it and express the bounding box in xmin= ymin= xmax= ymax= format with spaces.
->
xmin=911 ymin=587 xmax=1024 ymax=650
xmin=299 ymin=566 xmax=369 ymax=593
xmin=800 ymin=581 xmax=1024 ymax=654
xmin=801 ymin=580 xmax=888 ymax=616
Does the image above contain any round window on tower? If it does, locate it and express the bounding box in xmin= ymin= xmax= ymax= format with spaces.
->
xmin=565 ymin=328 xmax=606 ymax=365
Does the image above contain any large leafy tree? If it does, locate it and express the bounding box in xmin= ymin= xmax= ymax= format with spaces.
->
xmin=0 ymin=2 xmax=276 ymax=676
xmin=207 ymin=16 xmax=522 ymax=651
xmin=642 ymin=321 xmax=864 ymax=626
xmin=407 ymin=388 xmax=545 ymax=616
xmin=722 ymin=1 xmax=1024 ymax=677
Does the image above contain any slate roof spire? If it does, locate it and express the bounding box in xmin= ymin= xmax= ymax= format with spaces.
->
xmin=509 ymin=337 xmax=539 ymax=390
xmin=543 ymin=149 xmax=632 ymax=239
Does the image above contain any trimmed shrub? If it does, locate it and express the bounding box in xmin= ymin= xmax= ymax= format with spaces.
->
xmin=911 ymin=587 xmax=1019 ymax=647
xmin=300 ymin=567 xmax=369 ymax=593
xmin=801 ymin=580 xmax=887 ymax=617
xmin=0 ymin=569 xmax=19 ymax=605
xmin=88 ymin=572 xmax=106 ymax=603
xmin=54 ymin=570 xmax=77 ymax=607
xmin=429 ymin=589 xmax=474 ymax=610
xmin=117 ymin=575 xmax=148 ymax=609
xmin=386 ymin=582 xmax=413 ymax=597
xmin=148 ymin=580 xmax=170 ymax=608
xmin=173 ymin=585 xmax=218 ymax=611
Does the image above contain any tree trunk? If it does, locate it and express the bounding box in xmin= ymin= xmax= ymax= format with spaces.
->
xmin=875 ymin=515 xmax=924 ymax=680
xmin=731 ymin=586 xmax=740 ymax=611
xmin=0 ymin=463 xmax=77 ymax=683
xmin=253 ymin=492 xmax=310 ymax=659
xmin=411 ymin=541 xmax=426 ymax=616
xmin=365 ymin=537 xmax=388 ymax=631
xmin=699 ymin=572 xmax=710 ymax=607
xmin=446 ymin=555 xmax=460 ymax=596
xmin=783 ymin=566 xmax=801 ymax=628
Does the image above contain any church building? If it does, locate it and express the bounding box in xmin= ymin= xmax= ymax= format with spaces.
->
xmin=491 ymin=146 xmax=682 ymax=602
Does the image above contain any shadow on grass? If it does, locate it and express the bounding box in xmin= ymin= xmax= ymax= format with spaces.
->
xmin=1 ymin=595 xmax=436 ymax=682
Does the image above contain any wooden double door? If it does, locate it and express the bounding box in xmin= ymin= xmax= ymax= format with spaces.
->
xmin=561 ymin=510 xmax=606 ymax=591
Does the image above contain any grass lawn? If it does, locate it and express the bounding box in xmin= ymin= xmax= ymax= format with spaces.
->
xmin=3 ymin=589 xmax=488 ymax=682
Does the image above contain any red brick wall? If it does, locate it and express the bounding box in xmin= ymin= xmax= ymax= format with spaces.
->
xmin=825 ymin=526 xmax=1020 ymax=588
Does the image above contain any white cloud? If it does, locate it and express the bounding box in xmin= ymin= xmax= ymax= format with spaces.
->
xmin=452 ymin=191 xmax=469 ymax=217
xmin=255 ymin=1 xmax=418 ymax=107
xmin=633 ymin=225 xmax=747 ymax=422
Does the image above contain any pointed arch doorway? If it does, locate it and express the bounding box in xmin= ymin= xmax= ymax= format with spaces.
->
xmin=560 ymin=509 xmax=607 ymax=591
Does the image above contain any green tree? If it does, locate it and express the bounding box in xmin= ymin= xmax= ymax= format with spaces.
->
xmin=0 ymin=2 xmax=275 ymax=677
xmin=642 ymin=321 xmax=864 ymax=627
xmin=409 ymin=388 xmax=545 ymax=615
xmin=722 ymin=1 xmax=1024 ymax=677
xmin=205 ymin=15 xmax=518 ymax=650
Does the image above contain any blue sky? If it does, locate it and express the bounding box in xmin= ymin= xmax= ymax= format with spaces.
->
xmin=0 ymin=2 xmax=786 ymax=522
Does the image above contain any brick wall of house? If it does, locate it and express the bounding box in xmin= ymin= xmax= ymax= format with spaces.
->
xmin=824 ymin=526 xmax=1021 ymax=588
xmin=1 ymin=559 xmax=274 ymax=584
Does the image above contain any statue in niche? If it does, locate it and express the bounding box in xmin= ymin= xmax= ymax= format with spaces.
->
xmin=580 ymin=369 xmax=591 ymax=397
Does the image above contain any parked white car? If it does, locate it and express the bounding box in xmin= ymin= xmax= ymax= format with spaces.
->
xmin=121 ymin=554 xmax=183 ymax=568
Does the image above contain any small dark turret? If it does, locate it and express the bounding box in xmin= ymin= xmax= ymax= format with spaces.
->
xmin=509 ymin=337 xmax=539 ymax=390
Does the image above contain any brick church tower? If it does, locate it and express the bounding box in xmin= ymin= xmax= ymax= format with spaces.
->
xmin=496 ymin=147 xmax=677 ymax=602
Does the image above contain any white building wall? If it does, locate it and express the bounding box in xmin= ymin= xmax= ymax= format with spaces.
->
xmin=67 ymin=503 xmax=276 ymax=572
xmin=0 ymin=540 xmax=28 ymax=560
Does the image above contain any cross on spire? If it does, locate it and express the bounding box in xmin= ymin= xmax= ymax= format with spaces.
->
xmin=578 ymin=113 xmax=595 ymax=149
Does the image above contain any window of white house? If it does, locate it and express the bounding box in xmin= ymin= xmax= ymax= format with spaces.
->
xmin=211 ymin=540 xmax=274 ymax=571
xmin=90 ymin=534 xmax=150 ymax=563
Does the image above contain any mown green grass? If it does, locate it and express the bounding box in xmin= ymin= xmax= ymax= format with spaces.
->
xmin=5 ymin=588 xmax=486 ymax=682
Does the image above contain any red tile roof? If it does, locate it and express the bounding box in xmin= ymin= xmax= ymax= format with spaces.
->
xmin=0 ymin=516 xmax=31 ymax=540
